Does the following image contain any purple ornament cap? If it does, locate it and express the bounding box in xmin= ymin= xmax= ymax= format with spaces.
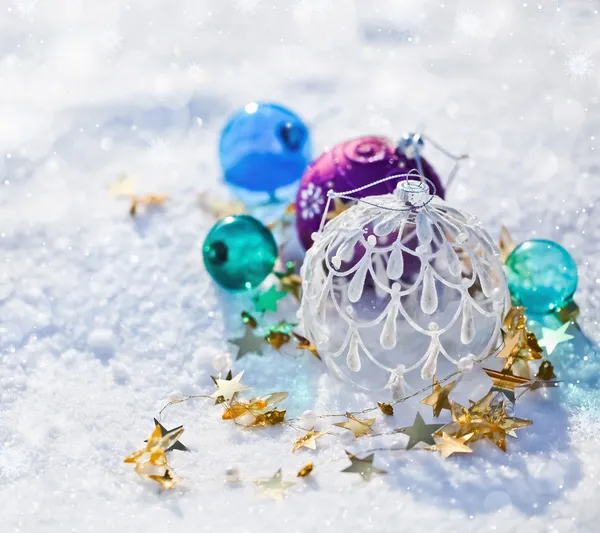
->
xmin=295 ymin=135 xmax=444 ymax=250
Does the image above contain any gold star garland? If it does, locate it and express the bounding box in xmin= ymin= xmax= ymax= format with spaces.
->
xmin=115 ymin=202 xmax=566 ymax=494
xmin=129 ymin=305 xmax=558 ymax=493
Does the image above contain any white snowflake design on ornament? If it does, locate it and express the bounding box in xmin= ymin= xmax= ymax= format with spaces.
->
xmin=299 ymin=178 xmax=510 ymax=397
xmin=299 ymin=182 xmax=326 ymax=220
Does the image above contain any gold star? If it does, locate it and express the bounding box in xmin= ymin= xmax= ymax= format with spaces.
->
xmin=437 ymin=393 xmax=532 ymax=452
xmin=420 ymin=376 xmax=456 ymax=417
xmin=507 ymin=331 xmax=543 ymax=378
xmin=209 ymin=370 xmax=251 ymax=401
xmin=539 ymin=322 xmax=574 ymax=355
xmin=555 ymin=300 xmax=580 ymax=324
xmin=536 ymin=360 xmax=557 ymax=381
xmin=264 ymin=321 xmax=295 ymax=350
xmin=377 ymin=402 xmax=394 ymax=416
xmin=293 ymin=332 xmax=321 ymax=360
xmin=395 ymin=412 xmax=444 ymax=449
xmin=325 ymin=197 xmax=351 ymax=220
xmin=274 ymin=261 xmax=302 ymax=301
xmin=341 ymin=451 xmax=387 ymax=481
xmin=291 ymin=428 xmax=328 ymax=453
xmin=145 ymin=419 xmax=188 ymax=452
xmin=495 ymin=328 xmax=524 ymax=365
xmin=483 ymin=368 xmax=531 ymax=403
xmin=110 ymin=175 xmax=138 ymax=197
xmin=241 ymin=311 xmax=258 ymax=329
xmin=297 ymin=462 xmax=313 ymax=478
xmin=333 ymin=414 xmax=376 ymax=438
xmin=124 ymin=424 xmax=184 ymax=489
xmin=499 ymin=225 xmax=516 ymax=263
xmin=498 ymin=307 xmax=544 ymax=378
xmin=129 ymin=193 xmax=168 ymax=216
xmin=222 ymin=392 xmax=288 ymax=427
xmin=197 ymin=192 xmax=244 ymax=218
xmin=427 ymin=433 xmax=474 ymax=459
xmin=503 ymin=306 xmax=527 ymax=332
xmin=147 ymin=468 xmax=179 ymax=490
xmin=253 ymin=469 xmax=296 ymax=502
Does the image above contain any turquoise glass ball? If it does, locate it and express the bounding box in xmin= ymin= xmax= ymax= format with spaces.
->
xmin=505 ymin=239 xmax=578 ymax=314
xmin=202 ymin=215 xmax=278 ymax=293
xmin=219 ymin=102 xmax=312 ymax=197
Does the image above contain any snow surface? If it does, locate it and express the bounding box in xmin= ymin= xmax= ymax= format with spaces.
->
xmin=1 ymin=1 xmax=600 ymax=532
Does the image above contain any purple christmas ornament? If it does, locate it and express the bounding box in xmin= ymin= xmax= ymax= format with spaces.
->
xmin=295 ymin=135 xmax=444 ymax=250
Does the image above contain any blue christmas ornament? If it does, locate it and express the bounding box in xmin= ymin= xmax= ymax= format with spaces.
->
xmin=219 ymin=102 xmax=312 ymax=199
xmin=202 ymin=214 xmax=278 ymax=293
xmin=505 ymin=239 xmax=578 ymax=315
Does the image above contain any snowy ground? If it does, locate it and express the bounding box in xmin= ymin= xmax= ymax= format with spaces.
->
xmin=2 ymin=1 xmax=600 ymax=532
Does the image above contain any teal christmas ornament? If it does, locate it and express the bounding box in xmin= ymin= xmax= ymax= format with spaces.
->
xmin=203 ymin=215 xmax=278 ymax=293
xmin=505 ymin=239 xmax=578 ymax=314
xmin=219 ymin=102 xmax=312 ymax=199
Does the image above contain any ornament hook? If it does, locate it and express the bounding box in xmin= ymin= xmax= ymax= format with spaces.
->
xmin=317 ymin=171 xmax=436 ymax=233
xmin=398 ymin=131 xmax=469 ymax=192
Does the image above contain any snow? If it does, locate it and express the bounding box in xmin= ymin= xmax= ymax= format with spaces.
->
xmin=1 ymin=0 xmax=600 ymax=532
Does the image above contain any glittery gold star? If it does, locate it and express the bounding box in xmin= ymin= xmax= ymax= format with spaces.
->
xmin=241 ymin=311 xmax=258 ymax=329
xmin=124 ymin=424 xmax=184 ymax=489
xmin=395 ymin=412 xmax=444 ymax=449
xmin=251 ymin=409 xmax=287 ymax=427
xmin=293 ymin=332 xmax=321 ymax=361
xmin=530 ymin=360 xmax=560 ymax=391
xmin=537 ymin=360 xmax=557 ymax=381
xmin=483 ymin=368 xmax=531 ymax=403
xmin=420 ymin=376 xmax=456 ymax=417
xmin=499 ymin=225 xmax=516 ymax=263
xmin=291 ymin=428 xmax=328 ymax=453
xmin=145 ymin=419 xmax=188 ymax=452
xmin=209 ymin=370 xmax=251 ymax=401
xmin=297 ymin=462 xmax=314 ymax=477
xmin=437 ymin=393 xmax=532 ymax=452
xmin=110 ymin=175 xmax=138 ymax=197
xmin=147 ymin=468 xmax=179 ymax=490
xmin=274 ymin=261 xmax=302 ymax=301
xmin=503 ymin=305 xmax=527 ymax=332
xmin=495 ymin=328 xmax=524 ymax=365
xmin=253 ymin=469 xmax=296 ymax=502
xmin=377 ymin=402 xmax=394 ymax=416
xmin=325 ymin=197 xmax=352 ymax=221
xmin=427 ymin=433 xmax=474 ymax=459
xmin=197 ymin=192 xmax=244 ymax=218
xmin=333 ymin=414 xmax=376 ymax=438
xmin=498 ymin=307 xmax=544 ymax=378
xmin=110 ymin=176 xmax=168 ymax=216
xmin=222 ymin=392 xmax=288 ymax=427
xmin=539 ymin=322 xmax=574 ymax=355
xmin=555 ymin=300 xmax=580 ymax=324
xmin=129 ymin=193 xmax=168 ymax=216
xmin=267 ymin=203 xmax=296 ymax=232
xmin=341 ymin=451 xmax=387 ymax=481
xmin=265 ymin=321 xmax=296 ymax=350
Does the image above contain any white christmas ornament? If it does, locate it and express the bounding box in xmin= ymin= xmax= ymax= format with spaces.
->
xmin=299 ymin=176 xmax=510 ymax=397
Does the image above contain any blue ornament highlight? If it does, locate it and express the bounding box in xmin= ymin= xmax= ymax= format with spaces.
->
xmin=505 ymin=239 xmax=578 ymax=314
xmin=219 ymin=102 xmax=312 ymax=198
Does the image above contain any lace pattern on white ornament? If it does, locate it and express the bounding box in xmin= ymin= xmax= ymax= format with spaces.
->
xmin=300 ymin=189 xmax=510 ymax=394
